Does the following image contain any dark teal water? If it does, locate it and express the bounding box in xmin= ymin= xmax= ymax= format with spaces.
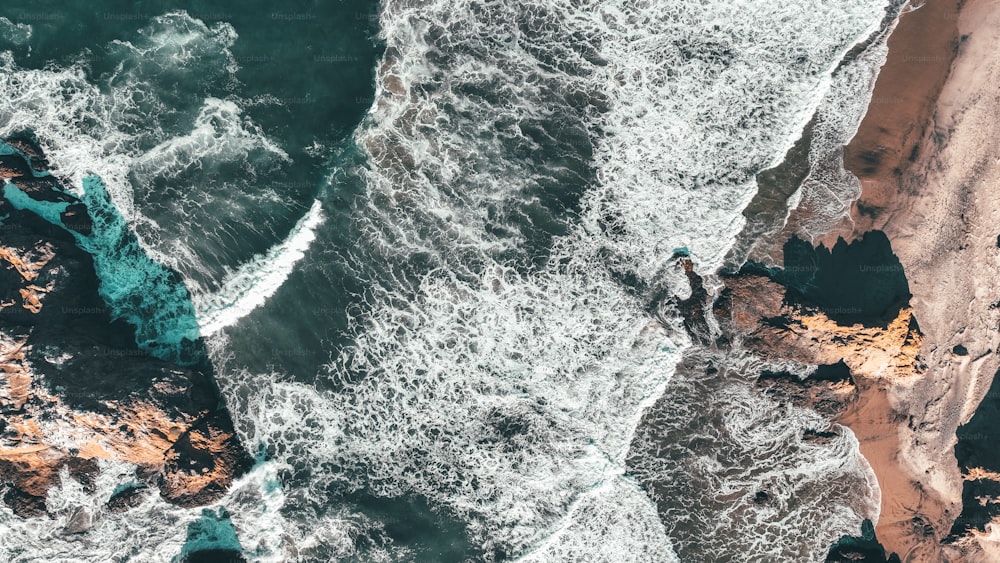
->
xmin=0 ymin=0 xmax=896 ymax=560
xmin=1 ymin=3 xmax=479 ymax=560
xmin=0 ymin=2 xmax=599 ymax=557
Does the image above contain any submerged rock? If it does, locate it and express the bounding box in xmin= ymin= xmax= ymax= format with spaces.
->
xmin=0 ymin=136 xmax=252 ymax=517
xmin=176 ymin=508 xmax=247 ymax=563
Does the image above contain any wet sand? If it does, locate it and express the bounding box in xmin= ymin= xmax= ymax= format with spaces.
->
xmin=837 ymin=380 xmax=959 ymax=562
xmin=839 ymin=0 xmax=1000 ymax=560
xmin=845 ymin=0 xmax=962 ymax=234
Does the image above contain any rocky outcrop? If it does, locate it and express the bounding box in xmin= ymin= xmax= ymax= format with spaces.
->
xmin=950 ymin=367 xmax=1000 ymax=547
xmin=710 ymin=231 xmax=955 ymax=561
xmin=837 ymin=0 xmax=1000 ymax=559
xmin=716 ymin=273 xmax=922 ymax=384
xmin=0 ymin=136 xmax=252 ymax=517
xmin=664 ymin=0 xmax=1000 ymax=559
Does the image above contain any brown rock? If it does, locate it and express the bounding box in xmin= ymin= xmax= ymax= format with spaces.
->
xmin=0 ymin=137 xmax=252 ymax=517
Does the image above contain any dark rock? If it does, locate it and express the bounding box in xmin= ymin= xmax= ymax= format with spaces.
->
xmin=2 ymin=488 xmax=46 ymax=518
xmin=4 ymin=133 xmax=51 ymax=172
xmin=676 ymin=256 xmax=712 ymax=342
xmin=911 ymin=515 xmax=934 ymax=538
xmin=160 ymin=414 xmax=255 ymax=507
xmin=826 ymin=519 xmax=902 ymax=563
xmin=67 ymin=457 xmax=100 ymax=493
xmin=0 ymin=136 xmax=252 ymax=517
xmin=812 ymin=360 xmax=853 ymax=382
xmin=182 ymin=549 xmax=247 ymax=563
xmin=651 ymin=253 xmax=713 ymax=343
xmin=949 ymin=366 xmax=1000 ymax=540
xmin=803 ymin=428 xmax=840 ymax=445
xmin=757 ymin=367 xmax=857 ymax=419
xmin=106 ymin=484 xmax=147 ymax=513
xmin=742 ymin=231 xmax=911 ymax=328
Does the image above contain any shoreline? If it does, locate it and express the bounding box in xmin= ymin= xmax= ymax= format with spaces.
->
xmin=844 ymin=0 xmax=963 ymax=236
xmin=835 ymin=0 xmax=1000 ymax=559
xmin=716 ymin=0 xmax=999 ymax=558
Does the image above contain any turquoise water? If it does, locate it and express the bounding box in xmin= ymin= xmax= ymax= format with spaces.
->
xmin=75 ymin=175 xmax=203 ymax=363
xmin=175 ymin=508 xmax=243 ymax=562
xmin=1 ymin=144 xmax=202 ymax=364
xmin=2 ymin=182 xmax=69 ymax=226
xmin=0 ymin=2 xmax=484 ymax=560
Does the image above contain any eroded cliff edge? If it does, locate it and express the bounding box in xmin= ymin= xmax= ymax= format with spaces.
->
xmin=841 ymin=0 xmax=1000 ymax=559
xmin=0 ymin=135 xmax=252 ymax=523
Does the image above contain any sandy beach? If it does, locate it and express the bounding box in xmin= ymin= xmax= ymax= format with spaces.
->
xmin=845 ymin=0 xmax=962 ymax=235
xmin=836 ymin=0 xmax=1000 ymax=559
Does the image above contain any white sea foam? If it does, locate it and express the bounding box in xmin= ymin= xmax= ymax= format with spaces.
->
xmin=0 ymin=455 xmax=349 ymax=563
xmin=0 ymin=14 xmax=331 ymax=558
xmin=732 ymin=6 xmax=901 ymax=267
xmin=0 ymin=11 xmax=305 ymax=294
xmin=217 ymin=256 xmax=689 ymax=558
xmin=584 ymin=1 xmax=892 ymax=278
xmin=787 ymin=19 xmax=898 ymax=246
xmin=628 ymin=351 xmax=881 ymax=561
xmin=0 ymin=458 xmax=187 ymax=562
xmin=195 ymin=199 xmax=324 ymax=335
xmin=132 ymin=97 xmax=289 ymax=181
xmin=0 ymin=0 xmax=897 ymax=561
xmin=270 ymin=0 xmax=890 ymax=558
xmin=210 ymin=0 xmax=893 ymax=551
xmin=0 ymin=17 xmax=32 ymax=46
xmin=517 ymin=479 xmax=680 ymax=563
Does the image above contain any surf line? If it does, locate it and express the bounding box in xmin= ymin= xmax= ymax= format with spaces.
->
xmin=194 ymin=198 xmax=325 ymax=335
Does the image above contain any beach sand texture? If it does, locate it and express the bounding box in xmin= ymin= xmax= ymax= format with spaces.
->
xmin=839 ymin=0 xmax=1000 ymax=559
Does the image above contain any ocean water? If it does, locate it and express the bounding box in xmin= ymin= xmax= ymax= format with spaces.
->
xmin=0 ymin=0 xmax=894 ymax=561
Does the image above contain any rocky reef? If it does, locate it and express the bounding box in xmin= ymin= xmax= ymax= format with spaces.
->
xmin=0 ymin=135 xmax=252 ymax=521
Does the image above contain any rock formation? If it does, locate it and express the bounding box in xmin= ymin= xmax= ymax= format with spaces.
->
xmin=0 ymin=135 xmax=252 ymax=519
xmin=709 ymin=228 xmax=962 ymax=561
xmin=697 ymin=1 xmax=1000 ymax=558
xmin=837 ymin=0 xmax=1000 ymax=559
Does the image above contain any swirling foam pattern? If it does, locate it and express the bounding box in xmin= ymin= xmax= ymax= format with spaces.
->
xmin=0 ymin=0 xmax=894 ymax=559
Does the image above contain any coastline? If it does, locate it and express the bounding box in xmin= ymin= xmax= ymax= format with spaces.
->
xmin=845 ymin=0 xmax=962 ymax=236
xmin=716 ymin=0 xmax=1000 ymax=558
xmin=0 ymin=138 xmax=253 ymax=520
xmin=836 ymin=0 xmax=1000 ymax=559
